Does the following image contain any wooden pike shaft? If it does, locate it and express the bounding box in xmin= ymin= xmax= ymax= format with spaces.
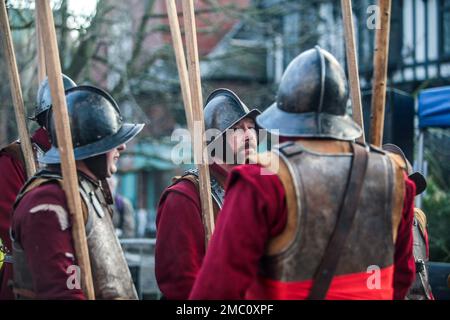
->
xmin=166 ymin=0 xmax=215 ymax=246
xmin=341 ymin=0 xmax=365 ymax=143
xmin=181 ymin=0 xmax=215 ymax=246
xmin=370 ymin=0 xmax=392 ymax=147
xmin=35 ymin=5 xmax=46 ymax=82
xmin=0 ymin=0 xmax=36 ymax=178
xmin=165 ymin=0 xmax=193 ymax=132
xmin=36 ymin=0 xmax=95 ymax=300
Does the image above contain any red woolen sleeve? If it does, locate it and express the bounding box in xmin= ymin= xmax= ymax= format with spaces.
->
xmin=12 ymin=183 xmax=85 ymax=300
xmin=189 ymin=164 xmax=287 ymax=300
xmin=0 ymin=154 xmax=26 ymax=250
xmin=393 ymin=174 xmax=416 ymax=300
xmin=155 ymin=181 xmax=205 ymax=299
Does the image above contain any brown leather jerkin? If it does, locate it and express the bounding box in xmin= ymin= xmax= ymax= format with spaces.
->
xmin=307 ymin=143 xmax=369 ymax=300
xmin=252 ymin=139 xmax=406 ymax=299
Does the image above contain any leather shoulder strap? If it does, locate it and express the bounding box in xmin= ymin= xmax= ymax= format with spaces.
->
xmin=177 ymin=174 xmax=200 ymax=189
xmin=308 ymin=143 xmax=369 ymax=300
xmin=15 ymin=174 xmax=89 ymax=225
xmin=172 ymin=172 xmax=220 ymax=226
xmin=14 ymin=176 xmax=63 ymax=210
xmin=1 ymin=141 xmax=25 ymax=168
xmin=172 ymin=168 xmax=200 ymax=190
xmin=414 ymin=208 xmax=428 ymax=240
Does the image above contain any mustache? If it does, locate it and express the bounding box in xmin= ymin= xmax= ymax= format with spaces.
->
xmin=239 ymin=140 xmax=257 ymax=152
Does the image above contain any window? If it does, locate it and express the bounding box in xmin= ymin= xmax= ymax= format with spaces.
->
xmin=440 ymin=0 xmax=450 ymax=56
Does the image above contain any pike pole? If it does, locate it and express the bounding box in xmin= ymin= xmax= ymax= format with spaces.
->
xmin=370 ymin=0 xmax=392 ymax=147
xmin=35 ymin=4 xmax=46 ymax=82
xmin=165 ymin=0 xmax=193 ymax=131
xmin=166 ymin=0 xmax=215 ymax=246
xmin=36 ymin=0 xmax=95 ymax=299
xmin=341 ymin=0 xmax=365 ymax=143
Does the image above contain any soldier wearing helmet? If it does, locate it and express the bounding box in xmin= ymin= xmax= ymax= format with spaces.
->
xmin=383 ymin=143 xmax=434 ymax=300
xmin=32 ymin=74 xmax=77 ymax=128
xmin=0 ymin=75 xmax=76 ymax=300
xmin=190 ymin=47 xmax=416 ymax=300
xmin=155 ymin=88 xmax=260 ymax=299
xmin=10 ymin=85 xmax=143 ymax=299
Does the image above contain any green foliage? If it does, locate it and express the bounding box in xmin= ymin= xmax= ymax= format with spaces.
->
xmin=423 ymin=178 xmax=450 ymax=262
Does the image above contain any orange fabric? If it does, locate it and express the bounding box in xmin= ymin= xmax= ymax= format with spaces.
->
xmin=246 ymin=265 xmax=394 ymax=300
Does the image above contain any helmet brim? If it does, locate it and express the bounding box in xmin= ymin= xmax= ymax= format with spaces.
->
xmin=39 ymin=123 xmax=144 ymax=164
xmin=382 ymin=143 xmax=427 ymax=195
xmin=28 ymin=109 xmax=46 ymax=122
xmin=256 ymin=103 xmax=362 ymax=141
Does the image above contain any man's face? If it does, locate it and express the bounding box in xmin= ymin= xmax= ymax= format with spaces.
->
xmin=105 ymin=144 xmax=126 ymax=178
xmin=227 ymin=117 xmax=257 ymax=164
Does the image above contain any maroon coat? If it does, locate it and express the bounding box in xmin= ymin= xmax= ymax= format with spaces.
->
xmin=0 ymin=128 xmax=51 ymax=300
xmin=189 ymin=163 xmax=416 ymax=300
xmin=155 ymin=164 xmax=227 ymax=299
xmin=11 ymin=181 xmax=85 ymax=299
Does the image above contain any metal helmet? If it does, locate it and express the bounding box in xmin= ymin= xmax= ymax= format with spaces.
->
xmin=31 ymin=74 xmax=77 ymax=121
xmin=39 ymin=85 xmax=144 ymax=164
xmin=383 ymin=143 xmax=427 ymax=195
xmin=256 ymin=46 xmax=362 ymax=141
xmin=204 ymin=88 xmax=260 ymax=145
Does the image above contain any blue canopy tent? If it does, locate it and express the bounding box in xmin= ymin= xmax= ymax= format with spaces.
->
xmin=416 ymin=86 xmax=450 ymax=208
xmin=418 ymin=86 xmax=450 ymax=129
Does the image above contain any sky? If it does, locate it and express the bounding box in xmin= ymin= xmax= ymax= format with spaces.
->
xmin=10 ymin=0 xmax=98 ymax=28
xmin=66 ymin=0 xmax=97 ymax=17
xmin=10 ymin=0 xmax=97 ymax=14
xmin=66 ymin=0 xmax=98 ymax=29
